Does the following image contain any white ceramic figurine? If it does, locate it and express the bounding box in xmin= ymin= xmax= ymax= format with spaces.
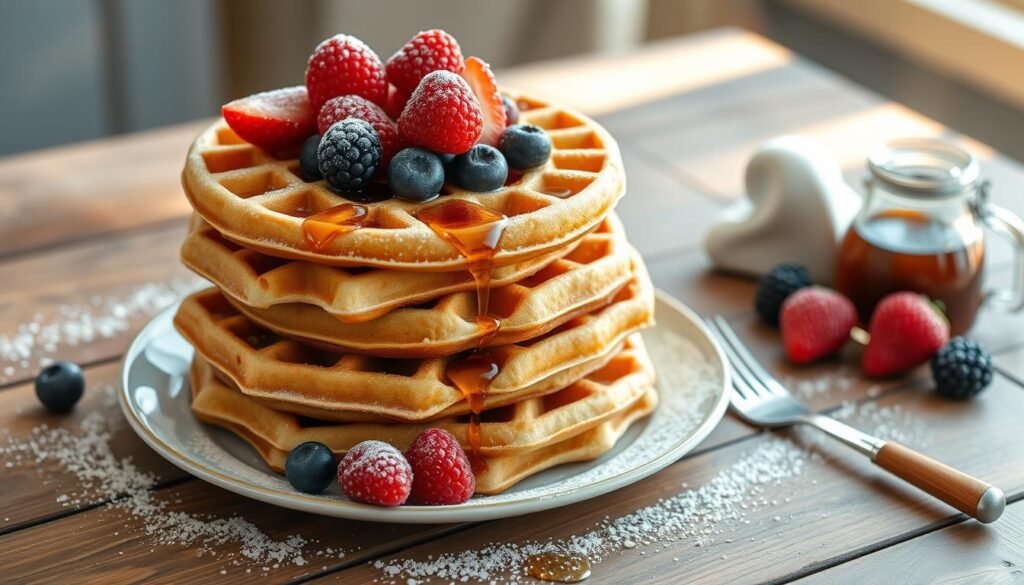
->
xmin=704 ymin=136 xmax=862 ymax=283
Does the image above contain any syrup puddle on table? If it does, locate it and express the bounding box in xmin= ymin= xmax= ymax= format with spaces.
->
xmin=525 ymin=552 xmax=592 ymax=583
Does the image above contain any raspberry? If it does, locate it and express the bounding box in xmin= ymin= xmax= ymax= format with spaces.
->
xmin=406 ymin=428 xmax=475 ymax=505
xmin=318 ymin=95 xmax=402 ymax=172
xmin=863 ymin=292 xmax=949 ymax=377
xmin=318 ymin=119 xmax=382 ymax=193
xmin=305 ymin=34 xmax=387 ymax=113
xmin=398 ymin=71 xmax=483 ymax=155
xmin=386 ymin=29 xmax=465 ymax=95
xmin=780 ymin=287 xmax=857 ymax=364
xmin=221 ymin=86 xmax=316 ymax=152
xmin=755 ymin=263 xmax=812 ymax=327
xmin=337 ymin=440 xmax=412 ymax=507
xmin=461 ymin=56 xmax=506 ymax=147
xmin=383 ymin=84 xmax=409 ymax=120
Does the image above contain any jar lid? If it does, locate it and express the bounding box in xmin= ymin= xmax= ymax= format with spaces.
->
xmin=868 ymin=138 xmax=980 ymax=197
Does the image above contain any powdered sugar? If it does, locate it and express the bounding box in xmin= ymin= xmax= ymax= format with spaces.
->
xmin=0 ymin=384 xmax=345 ymax=574
xmin=0 ymin=278 xmax=204 ymax=384
xmin=369 ymin=391 xmax=931 ymax=584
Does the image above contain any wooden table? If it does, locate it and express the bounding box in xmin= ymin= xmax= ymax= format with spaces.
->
xmin=2 ymin=28 xmax=1023 ymax=584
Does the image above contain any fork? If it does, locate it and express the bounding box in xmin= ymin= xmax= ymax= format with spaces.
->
xmin=706 ymin=315 xmax=1005 ymax=523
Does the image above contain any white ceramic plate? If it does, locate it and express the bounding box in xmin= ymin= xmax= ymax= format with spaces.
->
xmin=119 ymin=290 xmax=729 ymax=523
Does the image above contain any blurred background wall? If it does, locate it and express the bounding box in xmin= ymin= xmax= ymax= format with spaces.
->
xmin=2 ymin=0 xmax=1022 ymax=159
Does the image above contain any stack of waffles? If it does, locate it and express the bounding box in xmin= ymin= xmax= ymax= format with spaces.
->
xmin=174 ymin=91 xmax=658 ymax=494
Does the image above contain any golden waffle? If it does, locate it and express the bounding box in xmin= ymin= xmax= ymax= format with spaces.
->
xmin=190 ymin=339 xmax=657 ymax=494
xmin=222 ymin=218 xmax=639 ymax=358
xmin=173 ymin=275 xmax=654 ymax=422
xmin=182 ymin=90 xmax=624 ymax=270
xmin=183 ymin=216 xmax=578 ymax=323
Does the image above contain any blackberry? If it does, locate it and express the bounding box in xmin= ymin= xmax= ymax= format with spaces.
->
xmin=755 ymin=263 xmax=812 ymax=327
xmin=318 ymin=119 xmax=382 ymax=193
xmin=931 ymin=337 xmax=993 ymax=399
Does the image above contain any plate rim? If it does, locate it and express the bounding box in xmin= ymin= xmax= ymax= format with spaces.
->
xmin=118 ymin=289 xmax=730 ymax=523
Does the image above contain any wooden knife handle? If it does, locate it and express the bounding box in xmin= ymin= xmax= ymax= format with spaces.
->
xmin=874 ymin=442 xmax=1005 ymax=523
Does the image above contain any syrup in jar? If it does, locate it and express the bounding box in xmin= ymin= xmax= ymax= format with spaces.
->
xmin=836 ymin=138 xmax=1024 ymax=335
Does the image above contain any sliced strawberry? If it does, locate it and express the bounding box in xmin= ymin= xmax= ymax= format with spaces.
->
xmin=221 ymin=86 xmax=316 ymax=151
xmin=461 ymin=56 xmax=506 ymax=147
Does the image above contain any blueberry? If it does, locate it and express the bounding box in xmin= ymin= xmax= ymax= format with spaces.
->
xmin=502 ymin=95 xmax=519 ymax=126
xmin=299 ymin=134 xmax=322 ymax=181
xmin=35 ymin=361 xmax=85 ymax=413
xmin=388 ymin=148 xmax=444 ymax=202
xmin=436 ymin=152 xmax=456 ymax=167
xmin=285 ymin=441 xmax=337 ymax=494
xmin=449 ymin=144 xmax=508 ymax=192
xmin=498 ymin=124 xmax=551 ymax=170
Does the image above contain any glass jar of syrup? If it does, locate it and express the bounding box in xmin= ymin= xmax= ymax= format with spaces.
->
xmin=836 ymin=138 xmax=1024 ymax=335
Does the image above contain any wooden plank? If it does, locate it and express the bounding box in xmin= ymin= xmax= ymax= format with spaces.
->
xmin=0 ymin=219 xmax=195 ymax=386
xmin=0 ymin=478 xmax=459 ymax=584
xmin=318 ymin=375 xmax=1024 ymax=585
xmin=794 ymin=501 xmax=1024 ymax=584
xmin=0 ymin=362 xmax=189 ymax=532
xmin=0 ymin=122 xmax=202 ymax=257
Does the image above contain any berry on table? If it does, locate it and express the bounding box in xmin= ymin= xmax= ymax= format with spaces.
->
xmin=388 ymin=147 xmax=445 ymax=202
xmin=754 ymin=263 xmax=812 ymax=327
xmin=299 ymin=134 xmax=321 ymax=181
xmin=862 ymin=292 xmax=949 ymax=377
xmin=502 ymin=95 xmax=519 ymax=126
xmin=337 ymin=440 xmax=413 ymax=506
xmin=305 ymin=34 xmax=388 ymax=112
xmin=398 ymin=70 xmax=483 ymax=155
xmin=931 ymin=338 xmax=994 ymax=399
xmin=221 ymin=86 xmax=316 ymax=152
xmin=386 ymin=29 xmax=465 ymax=95
xmin=285 ymin=441 xmax=336 ymax=494
xmin=35 ymin=361 xmax=85 ymax=413
xmin=461 ymin=56 xmax=506 ymax=146
xmin=498 ymin=124 xmax=551 ymax=170
xmin=449 ymin=144 xmax=508 ymax=192
xmin=406 ymin=428 xmax=475 ymax=505
xmin=318 ymin=119 xmax=382 ymax=193
xmin=780 ymin=287 xmax=857 ymax=364
xmin=318 ymin=95 xmax=402 ymax=171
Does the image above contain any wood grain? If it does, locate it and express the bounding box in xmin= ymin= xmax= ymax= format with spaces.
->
xmin=0 ymin=122 xmax=201 ymax=258
xmin=795 ymin=501 xmax=1024 ymax=585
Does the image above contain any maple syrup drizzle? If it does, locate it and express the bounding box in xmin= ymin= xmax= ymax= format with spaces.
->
xmin=300 ymin=203 xmax=368 ymax=251
xmin=445 ymin=352 xmax=500 ymax=472
xmin=525 ymin=553 xmax=592 ymax=583
xmin=418 ymin=199 xmax=510 ymax=470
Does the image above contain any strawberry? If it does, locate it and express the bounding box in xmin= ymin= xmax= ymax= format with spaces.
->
xmin=383 ymin=84 xmax=409 ymax=120
xmin=221 ymin=86 xmax=316 ymax=152
xmin=863 ymin=292 xmax=949 ymax=377
xmin=305 ymin=34 xmax=388 ymax=113
xmin=317 ymin=95 xmax=402 ymax=171
xmin=386 ymin=29 xmax=465 ymax=95
xmin=780 ymin=287 xmax=857 ymax=364
xmin=399 ymin=71 xmax=483 ymax=154
xmin=337 ymin=440 xmax=412 ymax=507
xmin=461 ymin=56 xmax=506 ymax=147
xmin=406 ymin=428 xmax=475 ymax=505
